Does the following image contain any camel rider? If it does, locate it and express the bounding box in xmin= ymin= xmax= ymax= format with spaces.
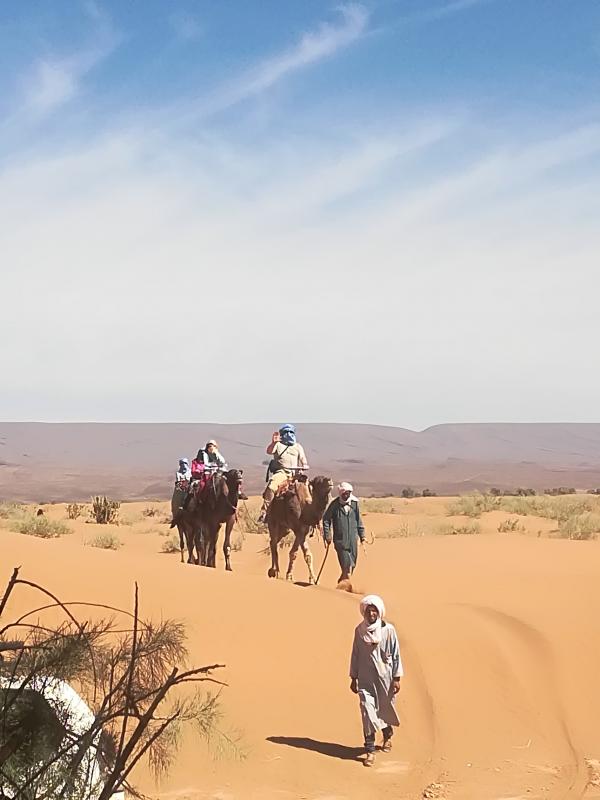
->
xmin=201 ymin=440 xmax=249 ymax=499
xmin=202 ymin=440 xmax=228 ymax=471
xmin=175 ymin=458 xmax=191 ymax=487
xmin=258 ymin=424 xmax=308 ymax=522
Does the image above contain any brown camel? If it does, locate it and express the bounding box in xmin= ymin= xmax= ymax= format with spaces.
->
xmin=171 ymin=469 xmax=243 ymax=570
xmin=198 ymin=468 xmax=244 ymax=570
xmin=267 ymin=475 xmax=333 ymax=584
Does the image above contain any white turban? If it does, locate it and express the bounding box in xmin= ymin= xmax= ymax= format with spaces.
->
xmin=338 ymin=482 xmax=358 ymax=505
xmin=358 ymin=594 xmax=385 ymax=644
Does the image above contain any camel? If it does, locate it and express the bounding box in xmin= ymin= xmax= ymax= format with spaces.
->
xmin=171 ymin=469 xmax=243 ymax=570
xmin=266 ymin=475 xmax=333 ymax=584
xmin=198 ymin=468 xmax=243 ymax=569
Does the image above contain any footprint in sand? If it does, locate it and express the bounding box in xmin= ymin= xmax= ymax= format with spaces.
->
xmin=374 ymin=759 xmax=411 ymax=775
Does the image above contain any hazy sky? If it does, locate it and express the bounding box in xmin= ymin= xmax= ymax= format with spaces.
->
xmin=2 ymin=0 xmax=600 ymax=429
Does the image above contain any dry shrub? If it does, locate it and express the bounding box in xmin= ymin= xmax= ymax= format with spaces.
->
xmin=12 ymin=516 xmax=71 ymax=538
xmin=90 ymin=496 xmax=120 ymax=524
xmin=142 ymin=506 xmax=160 ymax=517
xmin=437 ymin=521 xmax=481 ymax=536
xmin=237 ymin=504 xmax=264 ymax=535
xmin=231 ymin=531 xmax=245 ymax=552
xmin=0 ymin=502 xmax=26 ymax=520
xmin=499 ymin=494 xmax=595 ymax=521
xmin=86 ymin=533 xmax=122 ymax=550
xmin=161 ymin=535 xmax=181 ymax=554
xmin=361 ymin=499 xmax=399 ymax=514
xmin=446 ymin=494 xmax=500 ymax=518
xmin=377 ymin=522 xmax=423 ymax=538
xmin=497 ymin=518 xmax=525 ymax=533
xmin=556 ymin=512 xmax=600 ymax=540
xmin=259 ymin=532 xmax=294 ymax=554
xmin=66 ymin=502 xmax=84 ymax=520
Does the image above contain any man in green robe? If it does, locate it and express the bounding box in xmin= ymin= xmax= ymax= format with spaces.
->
xmin=322 ymin=482 xmax=366 ymax=583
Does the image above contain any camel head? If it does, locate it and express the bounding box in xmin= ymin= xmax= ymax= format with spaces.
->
xmin=225 ymin=468 xmax=244 ymax=493
xmin=309 ymin=475 xmax=333 ymax=498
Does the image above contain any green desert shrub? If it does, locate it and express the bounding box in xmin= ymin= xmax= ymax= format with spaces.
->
xmin=87 ymin=533 xmax=122 ymax=550
xmin=13 ymin=516 xmax=71 ymax=538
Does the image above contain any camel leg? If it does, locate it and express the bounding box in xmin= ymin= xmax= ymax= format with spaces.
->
xmin=223 ymin=516 xmax=234 ymax=571
xmin=300 ymin=537 xmax=317 ymax=585
xmin=177 ymin=525 xmax=185 ymax=563
xmin=268 ymin=523 xmax=280 ymax=578
xmin=184 ymin=524 xmax=195 ymax=564
xmin=209 ymin=523 xmax=219 ymax=568
xmin=286 ymin=535 xmax=301 ymax=582
xmin=198 ymin=525 xmax=207 ymax=566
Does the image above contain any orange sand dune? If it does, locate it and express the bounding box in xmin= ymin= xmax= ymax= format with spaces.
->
xmin=2 ymin=501 xmax=600 ymax=799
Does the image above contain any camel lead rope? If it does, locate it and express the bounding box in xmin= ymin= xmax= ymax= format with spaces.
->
xmin=315 ymin=541 xmax=330 ymax=585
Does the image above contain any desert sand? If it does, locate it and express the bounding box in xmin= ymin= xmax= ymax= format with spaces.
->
xmin=2 ymin=497 xmax=600 ymax=799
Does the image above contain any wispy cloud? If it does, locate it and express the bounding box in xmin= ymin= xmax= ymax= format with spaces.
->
xmin=199 ymin=3 xmax=369 ymax=116
xmin=18 ymin=1 xmax=120 ymax=119
xmin=394 ymin=0 xmax=500 ymax=26
xmin=169 ymin=12 xmax=203 ymax=42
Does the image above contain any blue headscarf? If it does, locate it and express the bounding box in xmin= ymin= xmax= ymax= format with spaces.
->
xmin=279 ymin=423 xmax=296 ymax=445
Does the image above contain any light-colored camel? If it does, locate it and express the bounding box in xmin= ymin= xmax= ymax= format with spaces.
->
xmin=267 ymin=475 xmax=333 ymax=584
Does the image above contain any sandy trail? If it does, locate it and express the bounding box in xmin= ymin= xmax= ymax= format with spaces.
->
xmin=2 ymin=502 xmax=600 ymax=799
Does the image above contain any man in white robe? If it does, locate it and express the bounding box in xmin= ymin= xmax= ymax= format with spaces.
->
xmin=349 ymin=594 xmax=403 ymax=767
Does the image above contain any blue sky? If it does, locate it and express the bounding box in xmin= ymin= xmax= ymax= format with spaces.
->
xmin=1 ymin=1 xmax=600 ymax=427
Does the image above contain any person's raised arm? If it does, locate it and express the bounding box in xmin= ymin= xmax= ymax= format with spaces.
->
xmin=266 ymin=431 xmax=280 ymax=455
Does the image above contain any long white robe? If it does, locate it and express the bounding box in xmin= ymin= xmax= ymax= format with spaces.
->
xmin=349 ymin=622 xmax=403 ymax=736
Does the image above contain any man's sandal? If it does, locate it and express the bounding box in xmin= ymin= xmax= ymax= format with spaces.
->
xmin=364 ymin=752 xmax=375 ymax=767
xmin=382 ymin=738 xmax=392 ymax=753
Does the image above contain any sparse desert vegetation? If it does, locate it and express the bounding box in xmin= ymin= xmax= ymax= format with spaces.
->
xmin=86 ymin=532 xmax=123 ymax=550
xmin=66 ymin=501 xmax=85 ymax=519
xmin=161 ymin=534 xmax=182 ymax=553
xmin=12 ymin=515 xmax=71 ymax=538
xmin=90 ymin=495 xmax=120 ymax=524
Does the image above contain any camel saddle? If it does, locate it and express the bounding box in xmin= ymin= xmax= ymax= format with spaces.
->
xmin=275 ymin=473 xmax=308 ymax=498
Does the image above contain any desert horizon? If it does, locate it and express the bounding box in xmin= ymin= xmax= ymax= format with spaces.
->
xmin=3 ymin=421 xmax=600 ymax=502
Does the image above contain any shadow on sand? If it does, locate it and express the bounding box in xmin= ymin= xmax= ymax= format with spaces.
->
xmin=266 ymin=736 xmax=363 ymax=761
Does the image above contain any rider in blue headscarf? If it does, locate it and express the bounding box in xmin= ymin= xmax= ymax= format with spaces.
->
xmin=258 ymin=423 xmax=309 ymax=522
xmin=279 ymin=423 xmax=297 ymax=446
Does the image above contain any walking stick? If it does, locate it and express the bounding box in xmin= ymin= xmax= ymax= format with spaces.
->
xmin=315 ymin=541 xmax=331 ymax=585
